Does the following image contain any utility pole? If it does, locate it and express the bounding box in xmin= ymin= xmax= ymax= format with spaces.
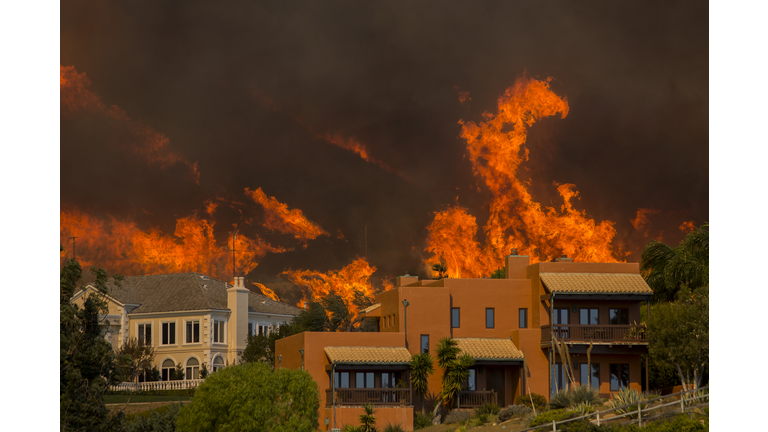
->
xmin=69 ymin=236 xmax=78 ymax=261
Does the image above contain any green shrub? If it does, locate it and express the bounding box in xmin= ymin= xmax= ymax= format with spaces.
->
xmin=572 ymin=385 xmax=600 ymax=405
xmin=609 ymin=387 xmax=645 ymax=419
xmin=123 ymin=403 xmax=182 ymax=432
xmin=443 ymin=409 xmax=470 ymax=424
xmin=383 ymin=423 xmax=406 ymax=432
xmin=474 ymin=402 xmax=500 ymax=416
xmin=515 ymin=392 xmax=548 ymax=410
xmin=342 ymin=425 xmax=362 ymax=432
xmin=528 ymin=409 xmax=579 ymax=427
xmin=574 ymin=401 xmax=594 ymax=416
xmin=476 ymin=413 xmax=489 ymax=425
xmin=497 ymin=404 xmax=532 ymax=422
xmin=413 ymin=412 xmax=432 ymax=429
xmin=549 ymin=389 xmax=573 ymax=409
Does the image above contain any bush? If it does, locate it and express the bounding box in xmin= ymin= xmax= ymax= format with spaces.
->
xmin=574 ymin=401 xmax=594 ymax=416
xmin=383 ymin=423 xmax=406 ymax=432
xmin=549 ymin=389 xmax=573 ymax=409
xmin=528 ymin=409 xmax=579 ymax=427
xmin=515 ymin=393 xmax=548 ymax=410
xmin=413 ymin=412 xmax=432 ymax=429
xmin=572 ymin=385 xmax=600 ymax=405
xmin=175 ymin=362 xmax=319 ymax=431
xmin=124 ymin=403 xmax=181 ymax=432
xmin=497 ymin=404 xmax=532 ymax=422
xmin=443 ymin=409 xmax=470 ymax=424
xmin=474 ymin=402 xmax=500 ymax=416
xmin=475 ymin=413 xmax=489 ymax=425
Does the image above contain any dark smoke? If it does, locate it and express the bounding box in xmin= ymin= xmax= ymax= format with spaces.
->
xmin=60 ymin=0 xmax=708 ymax=285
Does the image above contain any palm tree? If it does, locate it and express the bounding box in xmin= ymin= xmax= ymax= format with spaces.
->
xmin=641 ymin=225 xmax=708 ymax=303
xmin=359 ymin=404 xmax=376 ymax=432
xmin=432 ymin=263 xmax=448 ymax=279
xmin=435 ymin=337 xmax=474 ymax=409
xmin=410 ymin=352 xmax=435 ymax=413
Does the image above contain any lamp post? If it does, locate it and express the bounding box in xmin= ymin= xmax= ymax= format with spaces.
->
xmin=299 ymin=349 xmax=305 ymax=370
xmin=402 ymin=299 xmax=409 ymax=349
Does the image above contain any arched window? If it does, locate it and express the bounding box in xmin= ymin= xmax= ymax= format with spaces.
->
xmin=162 ymin=359 xmax=175 ymax=381
xmin=212 ymin=355 xmax=225 ymax=373
xmin=186 ymin=357 xmax=200 ymax=380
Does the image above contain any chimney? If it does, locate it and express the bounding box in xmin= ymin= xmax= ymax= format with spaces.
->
xmin=396 ymin=273 xmax=419 ymax=287
xmin=505 ymin=249 xmax=530 ymax=280
xmin=227 ymin=277 xmax=249 ymax=362
xmin=555 ymin=255 xmax=573 ymax=263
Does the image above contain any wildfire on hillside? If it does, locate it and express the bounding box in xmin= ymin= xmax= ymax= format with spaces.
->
xmin=245 ymin=187 xmax=329 ymax=242
xmin=425 ymin=76 xmax=622 ymax=278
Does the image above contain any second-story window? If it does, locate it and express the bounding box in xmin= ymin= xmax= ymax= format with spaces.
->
xmin=334 ymin=371 xmax=350 ymax=388
xmin=185 ymin=320 xmax=200 ymax=343
xmin=451 ymin=308 xmax=460 ymax=328
xmin=580 ymin=308 xmax=599 ymax=325
xmin=486 ymin=308 xmax=495 ymax=328
xmin=138 ymin=323 xmax=152 ymax=345
xmin=213 ymin=319 xmax=225 ymax=343
xmin=420 ymin=334 xmax=429 ymax=354
xmin=609 ymin=309 xmax=629 ymax=325
xmin=161 ymin=322 xmax=176 ymax=345
xmin=519 ymin=308 xmax=528 ymax=329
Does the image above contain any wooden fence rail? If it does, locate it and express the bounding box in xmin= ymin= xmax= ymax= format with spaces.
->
xmin=517 ymin=385 xmax=709 ymax=432
xmin=541 ymin=325 xmax=647 ymax=343
xmin=458 ymin=390 xmax=496 ymax=408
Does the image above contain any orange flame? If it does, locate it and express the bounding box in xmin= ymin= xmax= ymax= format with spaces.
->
xmin=60 ymin=65 xmax=200 ymax=184
xmin=426 ymin=76 xmax=622 ymax=277
xmin=678 ymin=220 xmax=696 ymax=233
xmin=631 ymin=208 xmax=661 ymax=231
xmin=252 ymin=282 xmax=280 ymax=301
xmin=281 ymin=258 xmax=378 ymax=316
xmin=245 ymin=187 xmax=329 ymax=241
xmin=60 ymin=205 xmax=286 ymax=280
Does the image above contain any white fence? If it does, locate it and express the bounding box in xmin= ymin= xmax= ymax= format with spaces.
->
xmin=109 ymin=379 xmax=205 ymax=392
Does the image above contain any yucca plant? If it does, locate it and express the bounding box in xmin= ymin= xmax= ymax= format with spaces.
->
xmin=610 ymin=387 xmax=646 ymax=419
xmin=572 ymin=385 xmax=600 ymax=405
xmin=548 ymin=389 xmax=573 ymax=410
xmin=383 ymin=422 xmax=406 ymax=432
xmin=359 ymin=404 xmax=377 ymax=432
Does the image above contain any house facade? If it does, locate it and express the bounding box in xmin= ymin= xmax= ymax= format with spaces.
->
xmin=275 ymin=253 xmax=652 ymax=431
xmin=72 ymin=274 xmax=300 ymax=380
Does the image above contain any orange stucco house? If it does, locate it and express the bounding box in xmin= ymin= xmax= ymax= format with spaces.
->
xmin=275 ymin=253 xmax=652 ymax=431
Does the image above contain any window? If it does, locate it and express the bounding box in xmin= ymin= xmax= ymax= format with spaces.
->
xmin=185 ymin=320 xmax=200 ymax=344
xmin=186 ymin=357 xmax=200 ymax=380
xmin=258 ymin=324 xmax=266 ymax=336
xmin=212 ymin=356 xmax=225 ymax=372
xmin=420 ymin=334 xmax=430 ymax=354
xmin=355 ymin=372 xmax=375 ymax=388
xmin=451 ymin=308 xmax=460 ymax=328
xmin=553 ymin=307 xmax=569 ymax=338
xmin=580 ymin=308 xmax=599 ymax=325
xmin=138 ymin=323 xmax=152 ymax=345
xmin=610 ymin=364 xmax=630 ymax=391
xmin=248 ymin=322 xmax=254 ymax=337
xmin=465 ymin=369 xmax=477 ymax=391
xmin=580 ymin=363 xmax=600 ymax=389
xmin=552 ymin=363 xmax=570 ymax=394
xmin=161 ymin=322 xmax=176 ymax=345
xmin=381 ymin=372 xmax=400 ymax=388
xmin=213 ymin=319 xmax=225 ymax=343
xmin=334 ymin=371 xmax=350 ymax=388
xmin=553 ymin=308 xmax=569 ymax=325
xmin=486 ymin=308 xmax=495 ymax=329
xmin=161 ymin=359 xmax=175 ymax=381
xmin=609 ymin=309 xmax=629 ymax=325
xmin=519 ymin=308 xmax=528 ymax=329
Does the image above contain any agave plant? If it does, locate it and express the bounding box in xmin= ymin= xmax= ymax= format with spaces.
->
xmin=572 ymin=385 xmax=600 ymax=405
xmin=548 ymin=389 xmax=573 ymax=410
xmin=574 ymin=401 xmax=595 ymax=416
xmin=610 ymin=387 xmax=646 ymax=419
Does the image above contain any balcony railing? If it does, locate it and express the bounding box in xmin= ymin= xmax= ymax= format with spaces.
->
xmin=458 ymin=390 xmax=496 ymax=408
xmin=326 ymin=388 xmax=412 ymax=406
xmin=109 ymin=379 xmax=205 ymax=392
xmin=541 ymin=325 xmax=647 ymax=343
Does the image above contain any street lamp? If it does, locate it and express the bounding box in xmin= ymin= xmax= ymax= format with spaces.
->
xmin=402 ymin=299 xmax=409 ymax=349
xmin=299 ymin=349 xmax=305 ymax=370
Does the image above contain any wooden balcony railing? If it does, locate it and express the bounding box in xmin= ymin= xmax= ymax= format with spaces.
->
xmin=326 ymin=388 xmax=412 ymax=406
xmin=541 ymin=325 xmax=647 ymax=343
xmin=458 ymin=390 xmax=496 ymax=408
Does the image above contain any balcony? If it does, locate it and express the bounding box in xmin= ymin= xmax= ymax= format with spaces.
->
xmin=541 ymin=324 xmax=647 ymax=344
xmin=326 ymin=388 xmax=412 ymax=406
xmin=458 ymin=390 xmax=497 ymax=408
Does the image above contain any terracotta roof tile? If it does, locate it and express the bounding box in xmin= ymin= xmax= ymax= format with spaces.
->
xmin=454 ymin=338 xmax=523 ymax=361
xmin=325 ymin=346 xmax=412 ymax=365
xmin=540 ymin=273 xmax=652 ymax=295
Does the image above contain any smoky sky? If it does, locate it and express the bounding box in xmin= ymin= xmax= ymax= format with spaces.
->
xmin=60 ymin=0 xmax=708 ymax=284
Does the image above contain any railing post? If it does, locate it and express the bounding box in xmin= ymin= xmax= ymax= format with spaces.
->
xmin=597 ymin=412 xmax=600 ymax=426
xmin=638 ymin=400 xmax=642 ymax=427
xmin=552 ymin=419 xmax=556 ymax=431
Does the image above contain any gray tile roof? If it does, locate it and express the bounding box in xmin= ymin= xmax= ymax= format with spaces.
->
xmin=103 ymin=273 xmax=301 ymax=316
